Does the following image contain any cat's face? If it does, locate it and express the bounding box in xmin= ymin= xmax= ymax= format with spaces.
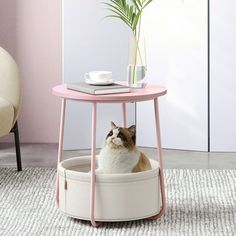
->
xmin=105 ymin=121 xmax=136 ymax=150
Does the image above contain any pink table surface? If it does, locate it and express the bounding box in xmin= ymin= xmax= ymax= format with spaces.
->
xmin=52 ymin=83 xmax=167 ymax=103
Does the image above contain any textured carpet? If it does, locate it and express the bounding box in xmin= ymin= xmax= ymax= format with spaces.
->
xmin=0 ymin=168 xmax=235 ymax=236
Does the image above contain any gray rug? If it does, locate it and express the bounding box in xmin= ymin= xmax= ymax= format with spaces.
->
xmin=0 ymin=168 xmax=235 ymax=236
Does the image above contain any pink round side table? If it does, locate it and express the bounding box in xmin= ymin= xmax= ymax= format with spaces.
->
xmin=52 ymin=83 xmax=167 ymax=227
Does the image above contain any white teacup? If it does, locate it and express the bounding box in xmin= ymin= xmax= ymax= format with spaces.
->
xmin=88 ymin=71 xmax=112 ymax=83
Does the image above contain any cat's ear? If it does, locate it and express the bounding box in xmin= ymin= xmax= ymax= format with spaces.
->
xmin=128 ymin=125 xmax=136 ymax=137
xmin=111 ymin=121 xmax=117 ymax=129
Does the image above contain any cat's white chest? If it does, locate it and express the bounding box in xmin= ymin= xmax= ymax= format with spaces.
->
xmin=98 ymin=146 xmax=140 ymax=173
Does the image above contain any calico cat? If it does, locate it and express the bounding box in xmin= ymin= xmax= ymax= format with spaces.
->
xmin=97 ymin=121 xmax=152 ymax=174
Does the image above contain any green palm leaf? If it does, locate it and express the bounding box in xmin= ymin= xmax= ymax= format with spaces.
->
xmin=143 ymin=0 xmax=155 ymax=8
xmin=103 ymin=0 xmax=155 ymax=33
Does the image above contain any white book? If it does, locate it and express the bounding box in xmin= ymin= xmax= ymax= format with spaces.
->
xmin=67 ymin=82 xmax=130 ymax=95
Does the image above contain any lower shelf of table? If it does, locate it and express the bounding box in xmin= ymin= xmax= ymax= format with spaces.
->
xmin=58 ymin=156 xmax=162 ymax=222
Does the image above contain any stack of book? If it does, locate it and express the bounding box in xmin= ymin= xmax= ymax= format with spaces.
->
xmin=67 ymin=82 xmax=130 ymax=95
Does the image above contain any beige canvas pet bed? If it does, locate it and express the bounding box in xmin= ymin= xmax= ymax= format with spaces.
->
xmin=58 ymin=156 xmax=161 ymax=222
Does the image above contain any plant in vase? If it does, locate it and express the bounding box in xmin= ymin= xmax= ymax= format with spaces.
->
xmin=103 ymin=0 xmax=155 ymax=88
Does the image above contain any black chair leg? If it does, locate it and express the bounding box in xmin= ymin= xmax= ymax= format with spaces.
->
xmin=11 ymin=121 xmax=22 ymax=171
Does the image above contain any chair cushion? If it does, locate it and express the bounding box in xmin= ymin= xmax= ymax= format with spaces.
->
xmin=0 ymin=47 xmax=21 ymax=124
xmin=0 ymin=97 xmax=14 ymax=137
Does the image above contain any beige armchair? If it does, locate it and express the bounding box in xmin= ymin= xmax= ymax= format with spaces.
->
xmin=0 ymin=47 xmax=22 ymax=171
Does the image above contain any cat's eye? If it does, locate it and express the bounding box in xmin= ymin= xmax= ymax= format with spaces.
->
xmin=108 ymin=131 xmax=113 ymax=136
xmin=117 ymin=132 xmax=124 ymax=139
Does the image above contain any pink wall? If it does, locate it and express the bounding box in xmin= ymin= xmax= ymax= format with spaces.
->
xmin=0 ymin=0 xmax=16 ymax=56
xmin=0 ymin=0 xmax=61 ymax=143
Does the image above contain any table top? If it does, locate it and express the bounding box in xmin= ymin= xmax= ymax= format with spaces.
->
xmin=52 ymin=84 xmax=167 ymax=103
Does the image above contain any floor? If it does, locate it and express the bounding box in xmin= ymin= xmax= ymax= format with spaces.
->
xmin=0 ymin=143 xmax=235 ymax=169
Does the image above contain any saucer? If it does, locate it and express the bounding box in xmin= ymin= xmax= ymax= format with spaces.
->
xmin=84 ymin=73 xmax=113 ymax=85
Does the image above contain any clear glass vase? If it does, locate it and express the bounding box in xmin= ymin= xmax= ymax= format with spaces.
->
xmin=127 ymin=35 xmax=147 ymax=88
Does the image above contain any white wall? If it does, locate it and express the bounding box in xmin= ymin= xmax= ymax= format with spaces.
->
xmin=64 ymin=0 xmax=236 ymax=152
xmin=210 ymin=0 xmax=236 ymax=151
xmin=137 ymin=0 xmax=208 ymax=151
xmin=63 ymin=0 xmax=135 ymax=150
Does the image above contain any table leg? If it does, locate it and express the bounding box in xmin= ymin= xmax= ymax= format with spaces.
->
xmin=55 ymin=98 xmax=66 ymax=207
xmin=90 ymin=103 xmax=100 ymax=227
xmin=149 ymin=98 xmax=166 ymax=220
xmin=122 ymin=103 xmax=127 ymax=127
